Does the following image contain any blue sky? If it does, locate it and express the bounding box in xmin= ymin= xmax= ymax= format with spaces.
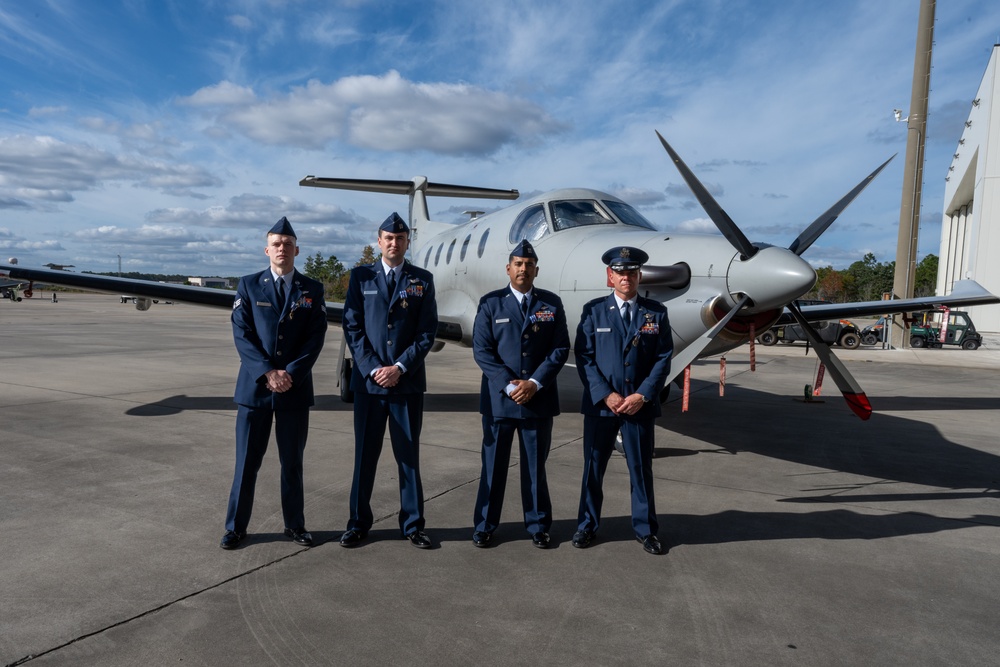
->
xmin=2 ymin=0 xmax=998 ymax=277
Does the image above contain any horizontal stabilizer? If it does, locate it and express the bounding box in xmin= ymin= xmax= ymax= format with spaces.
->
xmin=299 ymin=176 xmax=519 ymax=200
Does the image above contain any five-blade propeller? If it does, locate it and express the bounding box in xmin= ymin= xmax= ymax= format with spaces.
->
xmin=657 ymin=130 xmax=888 ymax=420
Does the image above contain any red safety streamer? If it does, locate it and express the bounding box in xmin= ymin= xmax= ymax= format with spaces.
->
xmin=719 ymin=356 xmax=726 ymax=396
xmin=749 ymin=323 xmax=756 ymax=371
xmin=938 ymin=306 xmax=950 ymax=344
xmin=682 ymin=365 xmax=691 ymax=412
xmin=813 ymin=363 xmax=826 ymax=397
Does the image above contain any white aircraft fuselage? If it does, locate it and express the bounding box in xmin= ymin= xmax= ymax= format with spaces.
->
xmin=395 ymin=185 xmax=812 ymax=364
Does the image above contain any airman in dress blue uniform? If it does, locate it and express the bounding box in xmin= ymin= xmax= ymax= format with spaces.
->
xmin=221 ymin=217 xmax=328 ymax=550
xmin=572 ymin=246 xmax=673 ymax=555
xmin=471 ymin=240 xmax=570 ymax=549
xmin=340 ymin=213 xmax=438 ymax=549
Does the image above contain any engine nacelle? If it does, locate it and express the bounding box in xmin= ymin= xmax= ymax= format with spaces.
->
xmin=135 ymin=297 xmax=153 ymax=311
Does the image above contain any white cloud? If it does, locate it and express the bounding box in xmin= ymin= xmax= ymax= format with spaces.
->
xmin=180 ymin=81 xmax=257 ymax=107
xmin=0 ymin=135 xmax=222 ymax=205
xmin=193 ymin=71 xmax=565 ymax=154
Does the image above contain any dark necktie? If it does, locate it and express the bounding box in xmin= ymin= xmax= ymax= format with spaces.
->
xmin=521 ymin=295 xmax=529 ymax=320
xmin=387 ymin=269 xmax=396 ymax=295
xmin=276 ymin=278 xmax=286 ymax=310
xmin=622 ymin=302 xmax=632 ymax=328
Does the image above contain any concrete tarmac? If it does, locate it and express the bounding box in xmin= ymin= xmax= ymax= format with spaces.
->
xmin=2 ymin=294 xmax=999 ymax=666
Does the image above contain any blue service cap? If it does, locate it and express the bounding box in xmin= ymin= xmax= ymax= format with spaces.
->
xmin=379 ymin=212 xmax=410 ymax=234
xmin=268 ymin=216 xmax=296 ymax=238
xmin=509 ymin=239 xmax=537 ymax=260
xmin=602 ymin=246 xmax=648 ymax=270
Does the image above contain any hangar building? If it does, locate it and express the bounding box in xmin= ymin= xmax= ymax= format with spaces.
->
xmin=938 ymin=44 xmax=1000 ymax=333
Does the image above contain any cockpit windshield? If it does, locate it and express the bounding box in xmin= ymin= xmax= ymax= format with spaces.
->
xmin=603 ymin=200 xmax=657 ymax=230
xmin=509 ymin=198 xmax=658 ymax=244
xmin=551 ymin=200 xmax=615 ymax=231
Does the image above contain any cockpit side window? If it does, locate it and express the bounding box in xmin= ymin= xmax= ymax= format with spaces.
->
xmin=603 ymin=200 xmax=657 ymax=230
xmin=551 ymin=200 xmax=615 ymax=231
xmin=508 ymin=204 xmax=548 ymax=244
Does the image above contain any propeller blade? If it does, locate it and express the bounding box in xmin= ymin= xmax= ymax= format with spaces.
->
xmin=787 ymin=155 xmax=895 ymax=256
xmin=655 ymin=131 xmax=757 ymax=260
xmin=786 ymin=302 xmax=872 ymax=420
xmin=664 ymin=295 xmax=751 ymax=384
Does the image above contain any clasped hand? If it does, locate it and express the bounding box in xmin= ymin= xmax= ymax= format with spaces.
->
xmin=373 ymin=365 xmax=402 ymax=388
xmin=603 ymin=391 xmax=645 ymax=416
xmin=508 ymin=379 xmax=538 ymax=405
xmin=265 ymin=369 xmax=293 ymax=393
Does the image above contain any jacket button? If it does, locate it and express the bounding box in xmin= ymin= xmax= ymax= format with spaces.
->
xmin=277 ymin=351 xmax=283 ymax=356
xmin=523 ymin=334 xmax=529 ymax=339
xmin=522 ymin=352 xmax=528 ymax=357
xmin=387 ymin=340 xmax=393 ymax=346
xmin=278 ymin=335 xmax=284 ymax=340
xmin=624 ymin=362 xmax=630 ymax=366
xmin=388 ymin=324 xmax=393 ymax=329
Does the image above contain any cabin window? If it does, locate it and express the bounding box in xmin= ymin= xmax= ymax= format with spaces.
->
xmin=434 ymin=243 xmax=443 ymax=266
xmin=446 ymin=239 xmax=457 ymax=264
xmin=550 ymin=200 xmax=615 ymax=231
xmin=477 ymin=229 xmax=490 ymax=258
xmin=603 ymin=200 xmax=657 ymax=230
xmin=508 ymin=204 xmax=548 ymax=244
xmin=424 ymin=247 xmax=433 ymax=267
xmin=460 ymin=234 xmax=472 ymax=261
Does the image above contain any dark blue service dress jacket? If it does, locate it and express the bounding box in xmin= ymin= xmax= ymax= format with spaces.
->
xmin=232 ymin=269 xmax=328 ymax=409
xmin=343 ymin=262 xmax=437 ymax=394
xmin=575 ymin=293 xmax=673 ymax=418
xmin=472 ymin=287 xmax=570 ymax=419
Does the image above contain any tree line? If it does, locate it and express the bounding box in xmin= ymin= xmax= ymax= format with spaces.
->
xmin=806 ymin=253 xmax=938 ymax=303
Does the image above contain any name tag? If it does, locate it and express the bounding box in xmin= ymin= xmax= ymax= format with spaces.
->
xmin=256 ymin=301 xmax=271 ymax=307
xmin=363 ymin=290 xmax=378 ymax=295
xmin=596 ymin=327 xmax=611 ymax=333
xmin=495 ymin=318 xmax=510 ymax=323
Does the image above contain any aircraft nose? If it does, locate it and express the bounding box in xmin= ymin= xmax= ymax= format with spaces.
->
xmin=726 ymin=246 xmax=816 ymax=311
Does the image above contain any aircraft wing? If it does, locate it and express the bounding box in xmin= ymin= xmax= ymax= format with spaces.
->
xmin=774 ymin=280 xmax=1000 ymax=324
xmin=0 ymin=263 xmax=472 ymax=342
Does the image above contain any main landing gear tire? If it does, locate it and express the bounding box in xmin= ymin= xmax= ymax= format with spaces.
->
xmin=758 ymin=331 xmax=778 ymax=346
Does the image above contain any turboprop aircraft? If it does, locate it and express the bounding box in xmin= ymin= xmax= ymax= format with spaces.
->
xmin=2 ymin=132 xmax=998 ymax=420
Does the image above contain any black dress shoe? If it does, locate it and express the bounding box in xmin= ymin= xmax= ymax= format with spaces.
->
xmin=220 ymin=530 xmax=245 ymax=550
xmin=531 ymin=532 xmax=551 ymax=549
xmin=571 ymin=530 xmax=594 ymax=549
xmin=284 ymin=528 xmax=313 ymax=547
xmin=339 ymin=529 xmax=367 ymax=548
xmin=472 ymin=531 xmax=493 ymax=548
xmin=406 ymin=530 xmax=432 ymax=549
xmin=637 ymin=534 xmax=665 ymax=555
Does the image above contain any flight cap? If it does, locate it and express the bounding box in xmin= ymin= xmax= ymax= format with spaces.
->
xmin=509 ymin=239 xmax=537 ymax=261
xmin=268 ymin=216 xmax=296 ymax=238
xmin=379 ymin=212 xmax=410 ymax=234
xmin=602 ymin=246 xmax=648 ymax=271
